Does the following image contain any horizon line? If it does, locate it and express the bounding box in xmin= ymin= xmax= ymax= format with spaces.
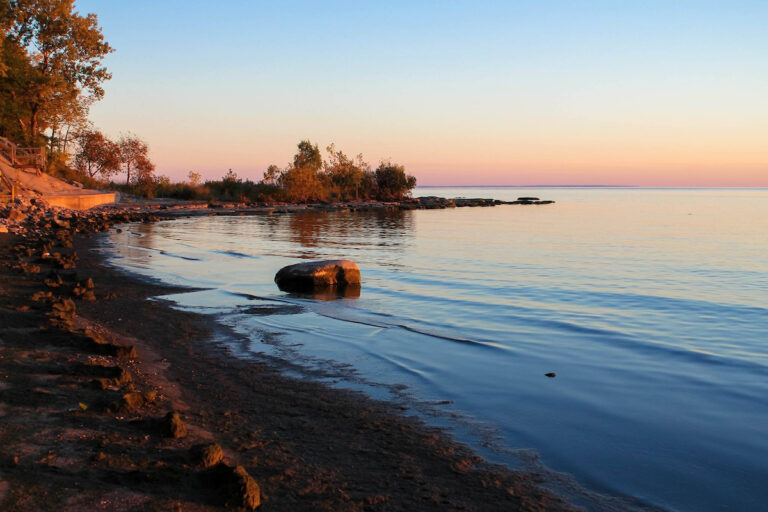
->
xmin=416 ymin=185 xmax=768 ymax=189
xmin=415 ymin=185 xmax=768 ymax=189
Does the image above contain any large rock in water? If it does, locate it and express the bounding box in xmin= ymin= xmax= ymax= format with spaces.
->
xmin=275 ymin=260 xmax=361 ymax=291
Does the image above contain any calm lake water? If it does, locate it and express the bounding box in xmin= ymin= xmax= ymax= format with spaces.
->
xmin=100 ymin=187 xmax=768 ymax=512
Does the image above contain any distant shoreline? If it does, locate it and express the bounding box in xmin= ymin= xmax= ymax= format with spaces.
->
xmin=416 ymin=185 xmax=768 ymax=189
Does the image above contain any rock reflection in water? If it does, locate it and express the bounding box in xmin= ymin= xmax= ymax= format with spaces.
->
xmin=284 ymin=285 xmax=361 ymax=301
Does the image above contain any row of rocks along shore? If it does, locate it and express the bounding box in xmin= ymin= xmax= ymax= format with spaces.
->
xmin=1 ymin=194 xmax=554 ymax=233
xmin=0 ymin=198 xmax=262 ymax=510
xmin=159 ymin=195 xmax=554 ymax=215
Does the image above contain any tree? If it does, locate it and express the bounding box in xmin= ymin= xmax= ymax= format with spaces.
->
xmin=0 ymin=2 xmax=11 ymax=77
xmin=279 ymin=166 xmax=324 ymax=203
xmin=375 ymin=161 xmax=417 ymax=200
xmin=293 ymin=140 xmax=322 ymax=172
xmin=118 ymin=133 xmax=151 ymax=184
xmin=222 ymin=168 xmax=240 ymax=183
xmin=262 ymin=164 xmax=281 ymax=185
xmin=1 ymin=0 xmax=112 ymax=145
xmin=128 ymin=153 xmax=155 ymax=185
xmin=278 ymin=140 xmax=326 ymax=202
xmin=360 ymin=169 xmax=378 ymax=198
xmin=47 ymin=93 xmax=93 ymax=155
xmin=127 ymin=156 xmax=156 ymax=197
xmin=187 ymin=171 xmax=202 ymax=186
xmin=0 ymin=34 xmax=33 ymax=141
xmin=74 ymin=129 xmax=120 ymax=179
xmin=324 ymin=143 xmax=368 ymax=200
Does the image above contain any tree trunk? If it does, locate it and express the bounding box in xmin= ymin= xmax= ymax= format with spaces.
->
xmin=48 ymin=127 xmax=57 ymax=153
xmin=17 ymin=117 xmax=27 ymax=143
xmin=29 ymin=106 xmax=39 ymax=146
xmin=62 ymin=126 xmax=71 ymax=154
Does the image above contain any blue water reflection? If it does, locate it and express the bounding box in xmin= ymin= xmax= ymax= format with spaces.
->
xmin=101 ymin=188 xmax=768 ymax=512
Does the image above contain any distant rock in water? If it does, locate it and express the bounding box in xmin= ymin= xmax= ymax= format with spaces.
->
xmin=506 ymin=198 xmax=556 ymax=205
xmin=275 ymin=260 xmax=361 ymax=291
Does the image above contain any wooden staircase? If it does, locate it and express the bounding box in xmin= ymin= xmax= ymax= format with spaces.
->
xmin=0 ymin=136 xmax=46 ymax=174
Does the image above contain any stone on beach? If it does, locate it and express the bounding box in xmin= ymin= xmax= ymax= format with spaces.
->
xmin=274 ymin=259 xmax=361 ymax=291
xmin=218 ymin=464 xmax=261 ymax=510
xmin=162 ymin=411 xmax=188 ymax=438
xmin=192 ymin=442 xmax=224 ymax=468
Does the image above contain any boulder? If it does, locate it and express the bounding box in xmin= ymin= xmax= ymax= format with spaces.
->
xmin=118 ymin=392 xmax=147 ymax=413
xmin=216 ymin=464 xmax=261 ymax=510
xmin=162 ymin=411 xmax=188 ymax=438
xmin=192 ymin=442 xmax=224 ymax=468
xmin=5 ymin=208 xmax=25 ymax=221
xmin=275 ymin=260 xmax=360 ymax=291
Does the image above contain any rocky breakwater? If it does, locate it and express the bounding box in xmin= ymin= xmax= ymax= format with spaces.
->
xmin=0 ymin=197 xmax=166 ymax=237
xmin=164 ymin=195 xmax=556 ymax=217
xmin=404 ymin=196 xmax=555 ymax=209
xmin=275 ymin=259 xmax=361 ymax=293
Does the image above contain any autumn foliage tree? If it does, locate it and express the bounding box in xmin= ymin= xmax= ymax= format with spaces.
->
xmin=73 ymin=129 xmax=120 ymax=179
xmin=70 ymin=128 xmax=155 ymax=189
xmin=260 ymin=140 xmax=416 ymax=203
xmin=118 ymin=133 xmax=153 ymax=184
xmin=278 ymin=140 xmax=326 ymax=202
xmin=262 ymin=164 xmax=281 ymax=185
xmin=292 ymin=140 xmax=322 ymax=172
xmin=0 ymin=0 xmax=112 ymax=147
xmin=375 ymin=161 xmax=417 ymax=200
xmin=324 ymin=143 xmax=369 ymax=201
xmin=279 ymin=166 xmax=325 ymax=203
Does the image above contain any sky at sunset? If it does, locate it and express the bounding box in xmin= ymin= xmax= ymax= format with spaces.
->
xmin=76 ymin=1 xmax=767 ymax=186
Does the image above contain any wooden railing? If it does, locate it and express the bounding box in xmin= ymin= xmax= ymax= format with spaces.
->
xmin=16 ymin=146 xmax=46 ymax=169
xmin=0 ymin=136 xmax=45 ymax=171
xmin=0 ymin=166 xmax=17 ymax=203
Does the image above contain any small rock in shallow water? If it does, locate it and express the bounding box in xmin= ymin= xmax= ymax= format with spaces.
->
xmin=545 ymin=372 xmax=557 ymax=378
xmin=275 ymin=259 xmax=361 ymax=291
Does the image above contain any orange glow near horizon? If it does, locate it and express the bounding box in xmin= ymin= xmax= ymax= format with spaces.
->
xmin=79 ymin=0 xmax=768 ymax=187
xmin=136 ymin=126 xmax=768 ymax=187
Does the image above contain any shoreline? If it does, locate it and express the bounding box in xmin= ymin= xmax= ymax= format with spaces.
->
xmin=0 ymin=200 xmax=575 ymax=511
xmin=104 ymin=194 xmax=554 ymax=217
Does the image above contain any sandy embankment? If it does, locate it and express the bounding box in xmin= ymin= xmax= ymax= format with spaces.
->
xmin=0 ymin=200 xmax=575 ymax=511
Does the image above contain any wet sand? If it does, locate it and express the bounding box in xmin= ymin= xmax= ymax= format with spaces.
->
xmin=0 ymin=205 xmax=575 ymax=511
